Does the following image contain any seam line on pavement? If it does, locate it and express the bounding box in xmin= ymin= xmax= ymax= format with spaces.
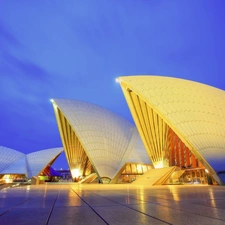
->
xmin=0 ymin=198 xmax=30 ymax=217
xmin=70 ymin=186 xmax=109 ymax=225
xmin=125 ymin=194 xmax=225 ymax=222
xmin=91 ymin=190 xmax=225 ymax=223
xmin=92 ymin=192 xmax=172 ymax=225
xmin=45 ymin=185 xmax=61 ymax=225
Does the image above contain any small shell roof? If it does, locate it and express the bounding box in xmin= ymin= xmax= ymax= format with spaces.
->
xmin=0 ymin=146 xmax=25 ymax=173
xmin=0 ymin=146 xmax=63 ymax=177
xmin=26 ymin=147 xmax=63 ymax=178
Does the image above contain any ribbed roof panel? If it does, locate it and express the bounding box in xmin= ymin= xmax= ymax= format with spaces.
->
xmin=26 ymin=147 xmax=63 ymax=178
xmin=0 ymin=146 xmax=25 ymax=173
xmin=0 ymin=156 xmax=27 ymax=175
xmin=127 ymin=136 xmax=151 ymax=164
xmin=119 ymin=76 xmax=225 ymax=173
xmin=53 ymin=99 xmax=151 ymax=179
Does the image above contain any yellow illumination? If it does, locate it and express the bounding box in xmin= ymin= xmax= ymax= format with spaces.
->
xmin=119 ymin=75 xmax=223 ymax=181
xmin=154 ymin=161 xmax=164 ymax=169
xmin=71 ymin=168 xmax=80 ymax=178
xmin=3 ymin=175 xmax=12 ymax=184
xmin=5 ymin=178 xmax=10 ymax=183
xmin=205 ymin=169 xmax=209 ymax=173
xmin=50 ymin=99 xmax=54 ymax=103
xmin=26 ymin=186 xmax=31 ymax=191
xmin=136 ymin=164 xmax=142 ymax=171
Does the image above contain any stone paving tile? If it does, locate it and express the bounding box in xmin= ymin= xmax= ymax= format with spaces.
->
xmin=130 ymin=202 xmax=225 ymax=225
xmin=0 ymin=208 xmax=50 ymax=225
xmin=54 ymin=190 xmax=87 ymax=207
xmin=93 ymin=205 xmax=167 ymax=225
xmin=49 ymin=206 xmax=106 ymax=225
xmin=1 ymin=184 xmax=225 ymax=224
xmin=175 ymin=202 xmax=225 ymax=221
xmin=0 ymin=197 xmax=28 ymax=208
xmin=16 ymin=199 xmax=55 ymax=208
xmin=75 ymin=196 xmax=121 ymax=207
xmin=54 ymin=198 xmax=87 ymax=208
xmin=87 ymin=193 xmax=144 ymax=205
xmin=144 ymin=198 xmax=225 ymax=221
xmin=196 ymin=199 xmax=225 ymax=209
xmin=0 ymin=207 xmax=8 ymax=215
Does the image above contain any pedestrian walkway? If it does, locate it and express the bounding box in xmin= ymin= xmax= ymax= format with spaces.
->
xmin=0 ymin=183 xmax=225 ymax=224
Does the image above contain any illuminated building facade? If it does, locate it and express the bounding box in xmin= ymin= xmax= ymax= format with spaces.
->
xmin=118 ymin=76 xmax=225 ymax=185
xmin=51 ymin=99 xmax=152 ymax=183
xmin=0 ymin=146 xmax=63 ymax=183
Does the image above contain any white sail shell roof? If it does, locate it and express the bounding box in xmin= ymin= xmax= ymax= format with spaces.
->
xmin=119 ymin=76 xmax=225 ymax=174
xmin=0 ymin=146 xmax=25 ymax=173
xmin=53 ymin=99 xmax=151 ymax=179
xmin=127 ymin=136 xmax=151 ymax=164
xmin=26 ymin=148 xmax=63 ymax=178
xmin=0 ymin=156 xmax=27 ymax=175
xmin=0 ymin=146 xmax=63 ymax=178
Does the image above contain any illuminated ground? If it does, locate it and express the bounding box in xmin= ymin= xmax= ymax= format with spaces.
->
xmin=0 ymin=183 xmax=225 ymax=225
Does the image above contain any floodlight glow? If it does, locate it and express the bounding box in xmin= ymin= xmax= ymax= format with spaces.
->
xmin=71 ymin=168 xmax=80 ymax=178
xmin=5 ymin=178 xmax=11 ymax=183
xmin=115 ymin=78 xmax=121 ymax=83
xmin=50 ymin=99 xmax=54 ymax=103
xmin=154 ymin=161 xmax=164 ymax=169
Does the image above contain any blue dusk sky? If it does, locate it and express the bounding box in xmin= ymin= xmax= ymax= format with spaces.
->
xmin=0 ymin=0 xmax=225 ymax=169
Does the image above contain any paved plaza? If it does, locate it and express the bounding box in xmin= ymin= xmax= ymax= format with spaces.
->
xmin=0 ymin=183 xmax=225 ymax=225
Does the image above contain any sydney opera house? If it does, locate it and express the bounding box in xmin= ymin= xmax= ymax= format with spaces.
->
xmin=51 ymin=76 xmax=225 ymax=185
xmin=1 ymin=75 xmax=224 ymax=186
xmin=0 ymin=146 xmax=63 ymax=184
